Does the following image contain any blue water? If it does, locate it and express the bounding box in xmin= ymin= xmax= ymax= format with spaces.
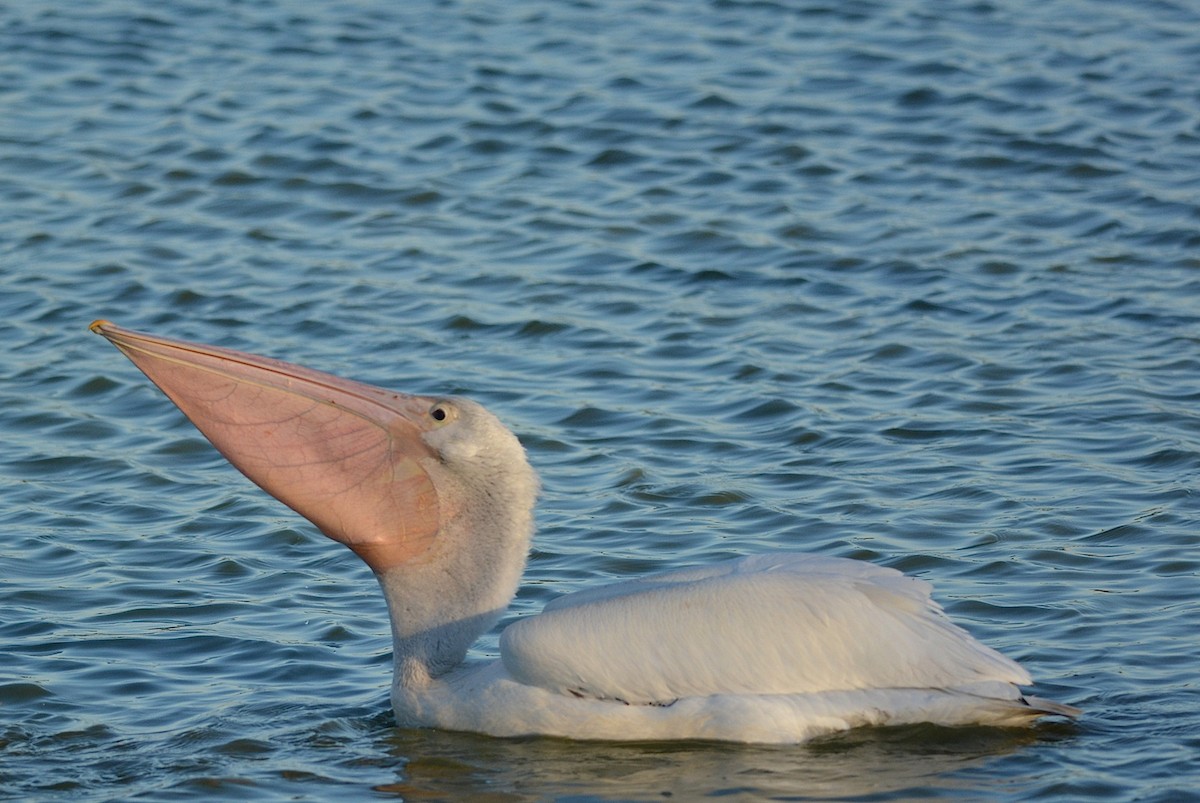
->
xmin=3 ymin=0 xmax=1199 ymax=799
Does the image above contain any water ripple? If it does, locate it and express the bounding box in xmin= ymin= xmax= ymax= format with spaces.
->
xmin=3 ymin=0 xmax=1200 ymax=799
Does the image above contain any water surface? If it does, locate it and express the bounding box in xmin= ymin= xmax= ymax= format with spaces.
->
xmin=2 ymin=0 xmax=1199 ymax=800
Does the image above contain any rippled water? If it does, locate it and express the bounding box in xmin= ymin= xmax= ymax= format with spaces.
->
xmin=3 ymin=0 xmax=1199 ymax=799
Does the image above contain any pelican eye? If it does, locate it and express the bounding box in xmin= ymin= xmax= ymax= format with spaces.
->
xmin=428 ymin=402 xmax=455 ymax=424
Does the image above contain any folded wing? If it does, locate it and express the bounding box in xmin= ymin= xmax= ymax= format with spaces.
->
xmin=500 ymin=553 xmax=1030 ymax=704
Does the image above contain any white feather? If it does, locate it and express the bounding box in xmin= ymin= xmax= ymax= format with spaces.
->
xmin=499 ymin=554 xmax=1029 ymax=705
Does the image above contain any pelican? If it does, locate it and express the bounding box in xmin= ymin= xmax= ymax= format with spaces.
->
xmin=90 ymin=321 xmax=1078 ymax=743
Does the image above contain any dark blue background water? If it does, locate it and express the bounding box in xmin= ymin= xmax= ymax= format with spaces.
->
xmin=3 ymin=1 xmax=1198 ymax=799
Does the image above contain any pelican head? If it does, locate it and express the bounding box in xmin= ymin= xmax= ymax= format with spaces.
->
xmin=91 ymin=320 xmax=538 ymax=683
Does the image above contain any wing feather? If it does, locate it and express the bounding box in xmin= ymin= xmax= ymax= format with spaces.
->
xmin=500 ymin=554 xmax=1029 ymax=704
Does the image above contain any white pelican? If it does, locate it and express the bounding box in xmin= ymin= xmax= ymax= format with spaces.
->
xmin=90 ymin=320 xmax=1078 ymax=743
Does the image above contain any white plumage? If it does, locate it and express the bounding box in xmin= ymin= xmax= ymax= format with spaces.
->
xmin=392 ymin=553 xmax=1071 ymax=743
xmin=501 ymin=554 xmax=1029 ymax=704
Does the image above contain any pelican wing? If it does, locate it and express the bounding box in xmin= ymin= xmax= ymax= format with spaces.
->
xmin=500 ymin=554 xmax=1030 ymax=704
